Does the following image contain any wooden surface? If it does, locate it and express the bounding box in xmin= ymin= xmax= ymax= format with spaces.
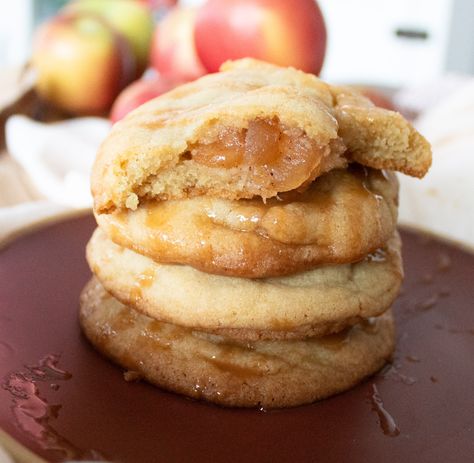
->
xmin=0 ymin=68 xmax=50 ymax=207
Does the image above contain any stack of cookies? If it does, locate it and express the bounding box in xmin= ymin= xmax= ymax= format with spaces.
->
xmin=80 ymin=59 xmax=431 ymax=408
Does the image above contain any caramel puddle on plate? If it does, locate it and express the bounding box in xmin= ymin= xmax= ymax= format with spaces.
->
xmin=369 ymin=384 xmax=400 ymax=437
xmin=2 ymin=353 xmax=106 ymax=461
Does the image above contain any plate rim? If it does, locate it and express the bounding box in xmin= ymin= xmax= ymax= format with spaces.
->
xmin=0 ymin=429 xmax=47 ymax=463
xmin=0 ymin=208 xmax=91 ymax=252
xmin=0 ymin=209 xmax=90 ymax=463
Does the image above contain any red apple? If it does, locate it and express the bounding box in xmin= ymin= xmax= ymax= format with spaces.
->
xmin=110 ymin=75 xmax=178 ymax=123
xmin=150 ymin=7 xmax=207 ymax=82
xmin=194 ymin=0 xmax=327 ymax=75
xmin=32 ymin=13 xmax=136 ymax=116
xmin=359 ymin=88 xmax=396 ymax=111
xmin=136 ymin=0 xmax=178 ymax=9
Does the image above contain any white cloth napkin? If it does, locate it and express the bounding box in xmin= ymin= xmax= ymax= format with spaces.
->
xmin=6 ymin=116 xmax=110 ymax=207
xmin=0 ymin=445 xmax=13 ymax=463
xmin=397 ymin=77 xmax=474 ymax=247
xmin=0 ymin=116 xmax=110 ymax=242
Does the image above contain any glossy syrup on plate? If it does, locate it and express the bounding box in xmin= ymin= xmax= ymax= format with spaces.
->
xmin=369 ymin=384 xmax=400 ymax=437
xmin=2 ymin=353 xmax=105 ymax=461
xmin=1 ymin=216 xmax=474 ymax=462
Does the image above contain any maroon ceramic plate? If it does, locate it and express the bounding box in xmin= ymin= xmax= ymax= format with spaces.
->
xmin=0 ymin=215 xmax=473 ymax=463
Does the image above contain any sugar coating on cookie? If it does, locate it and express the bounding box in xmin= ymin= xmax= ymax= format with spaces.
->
xmin=92 ymin=59 xmax=430 ymax=213
xmin=80 ymin=278 xmax=395 ymax=408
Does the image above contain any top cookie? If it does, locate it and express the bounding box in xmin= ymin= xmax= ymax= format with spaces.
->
xmin=92 ymin=58 xmax=431 ymax=213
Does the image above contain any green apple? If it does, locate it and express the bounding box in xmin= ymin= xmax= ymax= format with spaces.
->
xmin=32 ymin=13 xmax=136 ymax=115
xmin=65 ymin=0 xmax=154 ymax=76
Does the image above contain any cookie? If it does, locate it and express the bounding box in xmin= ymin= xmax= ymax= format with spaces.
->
xmin=97 ymin=166 xmax=398 ymax=278
xmin=331 ymin=85 xmax=431 ymax=178
xmin=92 ymin=59 xmax=346 ymax=212
xmin=80 ymin=277 xmax=395 ymax=408
xmin=92 ymin=58 xmax=430 ymax=213
xmin=86 ymin=229 xmax=403 ymax=340
xmin=226 ymin=60 xmax=431 ymax=178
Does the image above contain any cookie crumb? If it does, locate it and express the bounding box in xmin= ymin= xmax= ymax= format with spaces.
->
xmin=124 ymin=370 xmax=142 ymax=382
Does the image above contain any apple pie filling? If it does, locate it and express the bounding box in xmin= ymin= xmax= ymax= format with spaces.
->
xmin=187 ymin=117 xmax=347 ymax=193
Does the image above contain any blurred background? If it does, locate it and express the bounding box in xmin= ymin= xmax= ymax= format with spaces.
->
xmin=1 ymin=0 xmax=473 ymax=85
xmin=0 ymin=0 xmax=473 ymax=247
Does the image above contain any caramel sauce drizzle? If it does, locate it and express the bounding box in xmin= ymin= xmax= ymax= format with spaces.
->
xmin=369 ymin=384 xmax=400 ymax=437
xmin=133 ymin=164 xmax=383 ymax=249
xmin=129 ymin=268 xmax=155 ymax=304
